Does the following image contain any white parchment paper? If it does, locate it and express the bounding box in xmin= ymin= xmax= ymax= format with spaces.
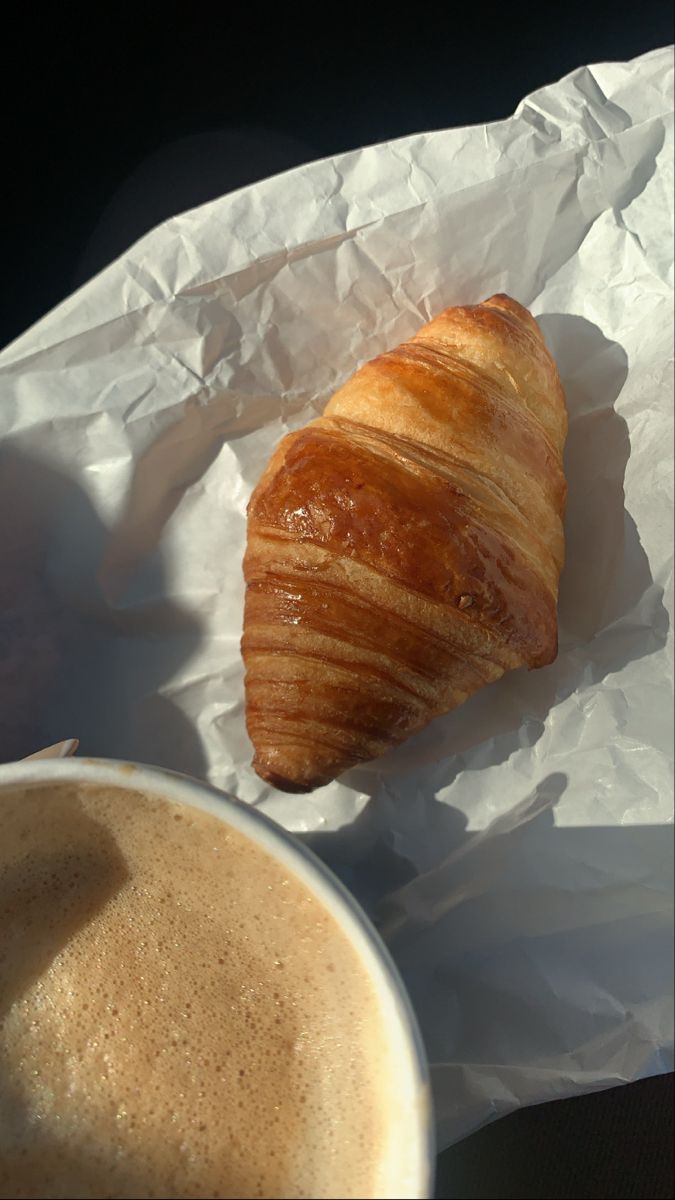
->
xmin=1 ymin=47 xmax=673 ymax=1149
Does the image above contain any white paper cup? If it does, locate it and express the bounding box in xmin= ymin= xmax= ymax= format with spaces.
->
xmin=0 ymin=756 xmax=434 ymax=1199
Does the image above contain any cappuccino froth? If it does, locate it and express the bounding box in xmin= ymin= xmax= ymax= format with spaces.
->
xmin=0 ymin=781 xmax=401 ymax=1198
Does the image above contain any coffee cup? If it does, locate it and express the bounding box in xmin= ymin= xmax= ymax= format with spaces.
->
xmin=0 ymin=757 xmax=433 ymax=1199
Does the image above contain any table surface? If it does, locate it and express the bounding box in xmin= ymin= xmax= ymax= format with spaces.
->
xmin=435 ymin=1074 xmax=673 ymax=1199
xmin=2 ymin=10 xmax=672 ymax=1199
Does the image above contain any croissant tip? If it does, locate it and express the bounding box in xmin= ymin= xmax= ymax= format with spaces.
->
xmin=253 ymin=761 xmax=317 ymax=794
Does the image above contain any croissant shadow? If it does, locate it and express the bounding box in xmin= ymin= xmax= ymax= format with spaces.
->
xmin=405 ymin=809 xmax=674 ymax=1153
xmin=0 ymin=445 xmax=207 ymax=778
xmin=303 ymin=772 xmax=569 ymax=929
xmin=303 ymin=773 xmax=673 ymax=1161
xmin=340 ymin=312 xmax=667 ymax=807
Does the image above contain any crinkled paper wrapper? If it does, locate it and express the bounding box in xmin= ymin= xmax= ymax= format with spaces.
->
xmin=1 ymin=47 xmax=673 ymax=1149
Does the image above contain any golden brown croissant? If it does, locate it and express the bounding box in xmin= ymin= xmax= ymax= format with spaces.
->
xmin=242 ymin=294 xmax=567 ymax=792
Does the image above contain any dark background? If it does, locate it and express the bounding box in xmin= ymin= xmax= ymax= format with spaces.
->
xmin=1 ymin=3 xmax=673 ymax=350
xmin=2 ymin=3 xmax=673 ymax=1197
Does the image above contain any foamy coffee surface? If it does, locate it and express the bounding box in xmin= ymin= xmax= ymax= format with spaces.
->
xmin=0 ymin=782 xmax=400 ymax=1199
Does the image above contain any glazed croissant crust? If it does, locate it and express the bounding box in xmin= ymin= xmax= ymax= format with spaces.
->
xmin=242 ymin=295 xmax=567 ymax=793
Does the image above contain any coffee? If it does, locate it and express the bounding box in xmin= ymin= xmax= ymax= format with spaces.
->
xmin=0 ymin=781 xmax=404 ymax=1199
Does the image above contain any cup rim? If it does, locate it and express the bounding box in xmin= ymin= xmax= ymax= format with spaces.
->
xmin=0 ymin=755 xmax=434 ymax=1198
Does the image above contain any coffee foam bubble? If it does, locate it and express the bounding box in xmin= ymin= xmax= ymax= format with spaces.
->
xmin=0 ymin=782 xmax=397 ymax=1199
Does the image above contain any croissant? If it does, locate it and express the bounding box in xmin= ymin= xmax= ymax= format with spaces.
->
xmin=242 ymin=294 xmax=567 ymax=793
